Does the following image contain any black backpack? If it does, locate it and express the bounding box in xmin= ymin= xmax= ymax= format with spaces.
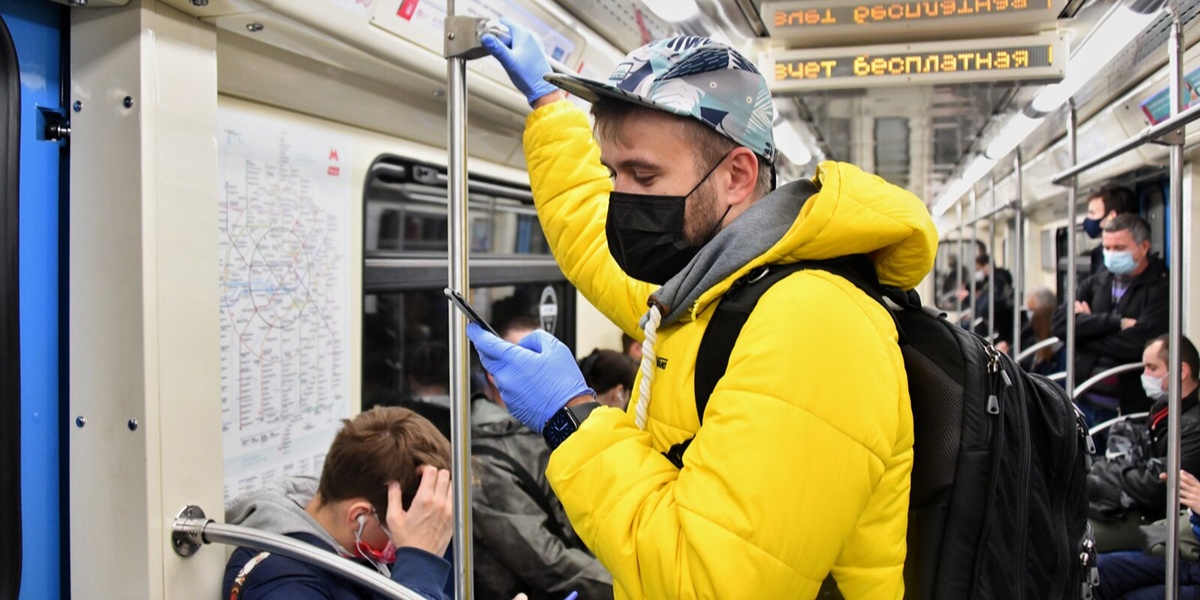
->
xmin=666 ymin=255 xmax=1096 ymax=600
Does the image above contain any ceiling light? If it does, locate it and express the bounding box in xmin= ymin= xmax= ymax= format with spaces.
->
xmin=984 ymin=113 xmax=1041 ymax=159
xmin=773 ymin=119 xmax=813 ymax=165
xmin=640 ymin=0 xmax=700 ymax=22
xmin=1030 ymin=5 xmax=1159 ymax=113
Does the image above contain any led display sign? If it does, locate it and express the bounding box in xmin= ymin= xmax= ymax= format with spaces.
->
xmin=768 ymin=34 xmax=1065 ymax=91
xmin=762 ymin=0 xmax=1063 ymax=44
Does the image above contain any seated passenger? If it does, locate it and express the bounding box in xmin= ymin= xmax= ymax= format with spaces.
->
xmin=969 ymin=251 xmax=1015 ymax=348
xmin=1088 ymin=334 xmax=1200 ymax=551
xmin=223 ymin=407 xmax=454 ymax=600
xmin=471 ymin=316 xmax=613 ymax=600
xmin=1083 ymin=185 xmax=1138 ymax=278
xmin=620 ymin=332 xmax=642 ymax=362
xmin=1096 ymin=469 xmax=1200 ymax=599
xmin=1011 ymin=287 xmax=1064 ymax=376
xmin=578 ymin=348 xmax=637 ymax=411
xmin=400 ymin=341 xmax=453 ymax=442
xmin=1052 ymin=214 xmax=1169 ymax=420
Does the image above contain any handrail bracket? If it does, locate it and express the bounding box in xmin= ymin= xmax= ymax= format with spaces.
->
xmin=172 ymin=504 xmax=211 ymax=558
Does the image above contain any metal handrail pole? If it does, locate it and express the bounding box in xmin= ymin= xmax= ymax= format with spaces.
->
xmin=988 ymin=176 xmax=997 ymax=343
xmin=172 ymin=516 xmax=427 ymax=600
xmin=957 ymin=203 xmax=965 ymax=316
xmin=1015 ymin=337 xmax=1061 ymax=363
xmin=1052 ymin=101 xmax=1200 ymax=185
xmin=1166 ymin=9 xmax=1186 ymax=598
xmin=1071 ymin=362 xmax=1145 ymax=399
xmin=964 ymin=200 xmax=1016 ymax=227
xmin=1048 ymin=372 xmax=1067 ymax=382
xmin=1065 ymin=101 xmax=1078 ymax=397
xmin=969 ymin=188 xmax=978 ymax=331
xmin=1012 ymin=151 xmax=1025 ymax=359
xmin=1089 ymin=411 xmax=1151 ymax=438
xmin=445 ymin=1 xmax=473 ymax=596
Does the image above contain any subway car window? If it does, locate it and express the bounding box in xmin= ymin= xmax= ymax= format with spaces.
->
xmin=362 ymin=156 xmax=572 ymax=414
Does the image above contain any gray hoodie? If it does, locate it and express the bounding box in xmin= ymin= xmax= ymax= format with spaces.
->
xmin=225 ymin=476 xmax=346 ymax=553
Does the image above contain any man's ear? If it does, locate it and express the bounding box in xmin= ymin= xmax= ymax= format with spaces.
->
xmin=347 ymin=500 xmax=374 ymax=529
xmin=723 ymin=147 xmax=760 ymax=205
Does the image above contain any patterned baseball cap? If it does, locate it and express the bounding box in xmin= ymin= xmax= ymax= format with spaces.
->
xmin=545 ymin=37 xmax=777 ymax=163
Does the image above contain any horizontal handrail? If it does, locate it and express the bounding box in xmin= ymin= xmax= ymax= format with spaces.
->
xmin=172 ymin=506 xmax=428 ymax=600
xmin=1048 ymin=372 xmax=1067 ymax=382
xmin=1052 ymin=101 xmax=1200 ymax=185
xmin=1089 ymin=411 xmax=1151 ymax=438
xmin=1015 ymin=337 xmax=1061 ymax=363
xmin=1073 ymin=362 xmax=1145 ymax=400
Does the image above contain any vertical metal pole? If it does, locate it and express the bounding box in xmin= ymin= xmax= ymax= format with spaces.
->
xmin=1065 ymin=101 xmax=1078 ymax=397
xmin=970 ymin=188 xmax=979 ymax=331
xmin=1165 ymin=10 xmax=1186 ymax=600
xmin=1012 ymin=151 xmax=1025 ymax=359
xmin=988 ymin=175 xmax=997 ymax=343
xmin=445 ymin=1 xmax=473 ymax=598
xmin=957 ymin=203 xmax=965 ymax=316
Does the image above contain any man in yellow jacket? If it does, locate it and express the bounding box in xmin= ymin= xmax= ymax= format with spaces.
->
xmin=467 ymin=22 xmax=938 ymax=599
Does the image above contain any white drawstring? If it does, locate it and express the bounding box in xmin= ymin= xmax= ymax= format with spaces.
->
xmin=634 ymin=305 xmax=662 ymax=430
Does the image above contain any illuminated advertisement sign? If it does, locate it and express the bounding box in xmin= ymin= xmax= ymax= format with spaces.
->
xmin=1140 ymin=66 xmax=1200 ymax=125
xmin=762 ymin=0 xmax=1063 ymax=44
xmin=768 ymin=34 xmax=1066 ymax=91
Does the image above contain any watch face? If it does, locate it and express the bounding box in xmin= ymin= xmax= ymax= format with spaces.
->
xmin=543 ymin=410 xmax=576 ymax=449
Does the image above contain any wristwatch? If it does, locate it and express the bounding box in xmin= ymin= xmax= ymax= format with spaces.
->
xmin=542 ymin=402 xmax=601 ymax=450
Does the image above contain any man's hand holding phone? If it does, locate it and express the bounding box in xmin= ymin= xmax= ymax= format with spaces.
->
xmin=466 ymin=323 xmax=594 ymax=434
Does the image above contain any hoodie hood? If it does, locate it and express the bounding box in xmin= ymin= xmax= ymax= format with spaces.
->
xmin=646 ymin=160 xmax=936 ymax=326
xmin=225 ymin=476 xmax=346 ymax=554
xmin=471 ymin=395 xmax=534 ymax=439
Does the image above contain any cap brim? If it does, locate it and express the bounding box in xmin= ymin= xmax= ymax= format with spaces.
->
xmin=543 ymin=73 xmax=691 ymax=118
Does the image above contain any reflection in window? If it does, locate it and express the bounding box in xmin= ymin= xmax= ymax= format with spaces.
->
xmin=362 ymin=284 xmax=566 ymax=413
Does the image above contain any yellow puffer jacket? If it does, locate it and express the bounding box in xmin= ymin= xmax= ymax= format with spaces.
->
xmin=525 ymin=100 xmax=937 ymax=599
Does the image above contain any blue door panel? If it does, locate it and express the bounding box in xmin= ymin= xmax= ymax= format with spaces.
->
xmin=0 ymin=0 xmax=63 ymax=598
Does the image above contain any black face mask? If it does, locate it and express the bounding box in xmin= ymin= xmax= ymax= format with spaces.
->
xmin=605 ymin=156 xmax=729 ymax=285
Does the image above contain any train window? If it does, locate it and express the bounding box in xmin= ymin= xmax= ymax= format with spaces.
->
xmin=365 ymin=157 xmax=549 ymax=256
xmin=362 ymin=156 xmax=574 ymax=413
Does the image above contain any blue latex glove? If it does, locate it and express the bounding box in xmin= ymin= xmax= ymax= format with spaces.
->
xmin=480 ymin=18 xmax=557 ymax=106
xmin=467 ymin=323 xmax=593 ymax=434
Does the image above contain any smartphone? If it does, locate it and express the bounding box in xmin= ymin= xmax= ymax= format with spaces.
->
xmin=444 ymin=287 xmax=498 ymax=336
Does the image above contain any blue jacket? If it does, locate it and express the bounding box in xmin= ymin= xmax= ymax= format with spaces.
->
xmin=223 ymin=532 xmax=451 ymax=600
xmin=221 ymin=477 xmax=452 ymax=600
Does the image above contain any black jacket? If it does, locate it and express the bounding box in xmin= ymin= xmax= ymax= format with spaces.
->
xmin=972 ymin=267 xmax=1016 ymax=346
xmin=1052 ymin=258 xmax=1169 ymax=410
xmin=1088 ymin=389 xmax=1200 ymax=521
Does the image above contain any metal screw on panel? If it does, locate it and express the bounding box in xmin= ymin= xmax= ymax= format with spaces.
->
xmin=448 ymin=32 xmax=456 ymax=40
xmin=72 ymin=101 xmax=82 ymax=113
xmin=123 ymin=96 xmax=134 ymax=109
xmin=75 ymin=416 xmax=86 ymax=428
xmin=128 ymin=419 xmax=139 ymax=431
xmin=246 ymin=22 xmax=264 ymax=33
xmin=190 ymin=0 xmax=209 ymax=6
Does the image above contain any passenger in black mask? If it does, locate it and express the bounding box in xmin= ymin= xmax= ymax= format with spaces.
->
xmin=1083 ymin=185 xmax=1137 ymax=277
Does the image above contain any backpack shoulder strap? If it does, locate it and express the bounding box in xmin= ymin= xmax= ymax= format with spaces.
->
xmin=693 ymin=254 xmax=890 ymax=425
xmin=471 ymin=444 xmax=578 ymax=548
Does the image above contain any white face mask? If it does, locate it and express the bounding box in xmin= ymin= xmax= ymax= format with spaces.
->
xmin=974 ymin=270 xmax=986 ymax=282
xmin=1142 ymin=374 xmax=1167 ymax=400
